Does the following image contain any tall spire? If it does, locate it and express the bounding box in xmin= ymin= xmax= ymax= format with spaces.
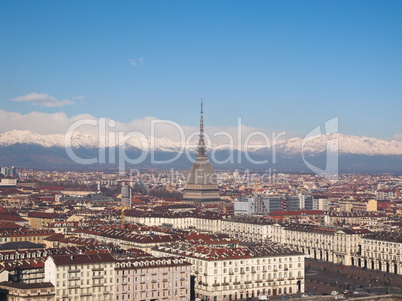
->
xmin=197 ymin=100 xmax=206 ymax=157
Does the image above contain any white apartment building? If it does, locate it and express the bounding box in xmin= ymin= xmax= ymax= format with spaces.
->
xmin=376 ymin=188 xmax=399 ymax=200
xmin=124 ymin=210 xmax=224 ymax=232
xmin=153 ymin=241 xmax=305 ymax=301
xmin=313 ymin=198 xmax=329 ymax=211
xmin=126 ymin=209 xmax=402 ymax=276
xmin=125 ymin=210 xmax=277 ymax=240
xmin=221 ymin=216 xmax=275 ymax=241
xmin=271 ymin=223 xmax=370 ymax=266
xmin=234 ymin=198 xmax=255 ymax=215
xmin=356 ymin=232 xmax=402 ymax=275
xmin=75 ymin=226 xmax=181 ymax=252
xmin=44 ymin=252 xmax=116 ymax=301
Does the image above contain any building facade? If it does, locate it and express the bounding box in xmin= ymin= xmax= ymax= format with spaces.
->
xmin=153 ymin=241 xmax=305 ymax=301
xmin=115 ymin=256 xmax=191 ymax=301
xmin=44 ymin=252 xmax=115 ymax=301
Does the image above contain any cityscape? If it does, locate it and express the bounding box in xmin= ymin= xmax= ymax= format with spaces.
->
xmin=0 ymin=1 xmax=401 ymax=301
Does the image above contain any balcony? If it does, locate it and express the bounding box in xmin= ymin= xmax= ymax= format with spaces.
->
xmin=212 ymin=283 xmax=220 ymax=287
xmin=93 ymin=283 xmax=104 ymax=287
xmin=68 ymin=270 xmax=80 ymax=273
xmin=222 ymin=282 xmax=229 ymax=286
xmin=202 ymin=282 xmax=208 ymax=286
xmin=233 ymin=281 xmax=240 ymax=285
xmin=244 ymin=281 xmax=252 ymax=284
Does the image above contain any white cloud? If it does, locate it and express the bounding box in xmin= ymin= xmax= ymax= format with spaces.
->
xmin=129 ymin=57 xmax=144 ymax=67
xmin=0 ymin=110 xmax=93 ymax=135
xmin=10 ymin=93 xmax=75 ymax=107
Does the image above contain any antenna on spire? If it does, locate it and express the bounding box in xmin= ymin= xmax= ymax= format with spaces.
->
xmin=200 ymin=99 xmax=204 ymax=135
xmin=197 ymin=99 xmax=206 ymax=157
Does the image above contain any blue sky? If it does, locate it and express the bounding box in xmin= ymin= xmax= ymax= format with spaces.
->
xmin=0 ymin=0 xmax=401 ymax=139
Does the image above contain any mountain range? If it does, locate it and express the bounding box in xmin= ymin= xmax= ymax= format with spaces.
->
xmin=0 ymin=130 xmax=401 ymax=172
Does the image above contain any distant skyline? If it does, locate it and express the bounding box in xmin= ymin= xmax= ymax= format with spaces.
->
xmin=0 ymin=0 xmax=401 ymax=140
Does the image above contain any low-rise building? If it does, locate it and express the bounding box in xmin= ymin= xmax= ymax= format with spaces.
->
xmin=28 ymin=212 xmax=61 ymax=229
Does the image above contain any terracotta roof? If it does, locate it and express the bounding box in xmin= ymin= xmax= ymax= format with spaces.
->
xmin=363 ymin=231 xmax=402 ymax=243
xmin=154 ymin=241 xmax=302 ymax=261
xmin=37 ymin=186 xmax=64 ymax=191
xmin=0 ymin=189 xmax=25 ymax=195
xmin=269 ymin=210 xmax=323 ymax=216
xmin=0 ymin=214 xmax=27 ymax=222
xmin=0 ymin=281 xmax=54 ymax=289
xmin=28 ymin=212 xmax=59 ymax=219
xmin=0 ymin=221 xmax=23 ymax=230
xmin=115 ymin=256 xmax=190 ymax=270
xmin=50 ymin=251 xmax=115 ymax=266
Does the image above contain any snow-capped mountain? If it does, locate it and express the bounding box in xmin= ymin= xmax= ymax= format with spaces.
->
xmin=0 ymin=130 xmax=401 ymax=155
xmin=276 ymin=133 xmax=402 ymax=156
xmin=0 ymin=130 xmax=401 ymax=172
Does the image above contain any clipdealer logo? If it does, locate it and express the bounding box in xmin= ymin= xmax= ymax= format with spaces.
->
xmin=64 ymin=116 xmax=339 ymax=181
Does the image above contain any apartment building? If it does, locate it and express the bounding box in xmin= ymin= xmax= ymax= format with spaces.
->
xmin=356 ymin=232 xmax=402 ymax=275
xmin=44 ymin=251 xmax=115 ymax=301
xmin=115 ymin=256 xmax=191 ymax=301
xmin=75 ymin=226 xmax=182 ymax=252
xmin=326 ymin=211 xmax=388 ymax=226
xmin=124 ymin=210 xmax=225 ymax=232
xmin=153 ymin=241 xmax=305 ymax=301
xmin=0 ymin=229 xmax=55 ymax=245
xmin=271 ymin=223 xmax=371 ymax=266
xmin=0 ymin=281 xmax=55 ymax=301
xmin=221 ymin=216 xmax=275 ymax=241
xmin=28 ymin=212 xmax=61 ymax=229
